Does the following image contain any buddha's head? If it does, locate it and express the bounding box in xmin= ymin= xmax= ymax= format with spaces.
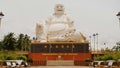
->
xmin=54 ymin=4 xmax=64 ymax=15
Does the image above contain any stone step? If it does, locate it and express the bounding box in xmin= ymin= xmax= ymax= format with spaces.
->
xmin=47 ymin=60 xmax=74 ymax=66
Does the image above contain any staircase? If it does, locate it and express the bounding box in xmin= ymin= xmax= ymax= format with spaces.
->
xmin=47 ymin=60 xmax=74 ymax=66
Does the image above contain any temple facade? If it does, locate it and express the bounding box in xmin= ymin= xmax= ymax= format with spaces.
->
xmin=28 ymin=4 xmax=91 ymax=66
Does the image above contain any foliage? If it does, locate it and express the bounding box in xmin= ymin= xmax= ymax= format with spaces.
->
xmin=112 ymin=41 xmax=120 ymax=51
xmin=95 ymin=54 xmax=113 ymax=61
xmin=95 ymin=53 xmax=120 ymax=61
xmin=105 ymin=54 xmax=113 ymax=60
xmin=16 ymin=55 xmax=27 ymax=61
xmin=2 ymin=33 xmax=17 ymax=51
xmin=0 ymin=32 xmax=31 ymax=61
xmin=0 ymin=51 xmax=15 ymax=60
xmin=4 ymin=55 xmax=15 ymax=60
xmin=0 ymin=32 xmax=30 ymax=51
xmin=22 ymin=34 xmax=30 ymax=51
xmin=17 ymin=34 xmax=24 ymax=50
xmin=16 ymin=34 xmax=30 ymax=51
xmin=94 ymin=56 xmax=102 ymax=61
xmin=0 ymin=51 xmax=28 ymax=61
xmin=112 ymin=51 xmax=120 ymax=61
xmin=95 ymin=41 xmax=120 ymax=61
xmin=0 ymin=41 xmax=3 ymax=50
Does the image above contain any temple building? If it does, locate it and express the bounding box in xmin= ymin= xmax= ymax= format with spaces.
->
xmin=28 ymin=4 xmax=91 ymax=66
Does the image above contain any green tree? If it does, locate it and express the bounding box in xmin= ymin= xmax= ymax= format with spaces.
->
xmin=2 ymin=32 xmax=17 ymax=51
xmin=16 ymin=34 xmax=30 ymax=51
xmin=112 ymin=41 xmax=120 ymax=51
xmin=23 ymin=34 xmax=30 ymax=51
xmin=17 ymin=34 xmax=24 ymax=50
xmin=0 ymin=41 xmax=3 ymax=50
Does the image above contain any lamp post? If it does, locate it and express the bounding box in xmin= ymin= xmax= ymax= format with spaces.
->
xmin=93 ymin=34 xmax=96 ymax=61
xmin=96 ymin=33 xmax=98 ymax=54
xmin=0 ymin=12 xmax=4 ymax=28
xmin=89 ymin=36 xmax=92 ymax=51
xmin=116 ymin=12 xmax=120 ymax=27
xmin=104 ymin=43 xmax=106 ymax=51
xmin=93 ymin=34 xmax=96 ymax=52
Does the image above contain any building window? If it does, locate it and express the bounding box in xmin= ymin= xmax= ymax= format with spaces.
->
xmin=72 ymin=45 xmax=75 ymax=48
xmin=44 ymin=45 xmax=47 ymax=48
xmin=67 ymin=45 xmax=69 ymax=48
xmin=56 ymin=45 xmax=58 ymax=48
xmin=61 ymin=45 xmax=64 ymax=48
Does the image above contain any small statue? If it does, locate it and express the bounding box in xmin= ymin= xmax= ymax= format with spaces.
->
xmin=36 ymin=23 xmax=46 ymax=42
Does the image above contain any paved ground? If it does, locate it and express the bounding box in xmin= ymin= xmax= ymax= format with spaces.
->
xmin=28 ymin=66 xmax=94 ymax=68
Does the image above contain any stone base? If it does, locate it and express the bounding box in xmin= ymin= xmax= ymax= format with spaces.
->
xmin=29 ymin=42 xmax=91 ymax=66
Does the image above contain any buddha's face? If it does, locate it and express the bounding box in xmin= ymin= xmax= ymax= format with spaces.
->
xmin=54 ymin=4 xmax=64 ymax=15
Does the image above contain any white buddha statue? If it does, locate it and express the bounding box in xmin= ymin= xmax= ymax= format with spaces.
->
xmin=45 ymin=4 xmax=87 ymax=42
xmin=36 ymin=4 xmax=87 ymax=42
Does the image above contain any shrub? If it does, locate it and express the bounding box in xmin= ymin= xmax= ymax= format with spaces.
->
xmin=16 ymin=55 xmax=27 ymax=61
xmin=4 ymin=55 xmax=15 ymax=60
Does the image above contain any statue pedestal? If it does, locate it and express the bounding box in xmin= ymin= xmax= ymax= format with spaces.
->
xmin=30 ymin=42 xmax=89 ymax=53
xmin=28 ymin=42 xmax=92 ymax=66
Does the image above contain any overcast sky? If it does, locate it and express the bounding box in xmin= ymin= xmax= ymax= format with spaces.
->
xmin=0 ymin=0 xmax=120 ymax=49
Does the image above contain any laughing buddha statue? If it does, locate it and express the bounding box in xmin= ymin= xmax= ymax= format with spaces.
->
xmin=36 ymin=4 xmax=87 ymax=42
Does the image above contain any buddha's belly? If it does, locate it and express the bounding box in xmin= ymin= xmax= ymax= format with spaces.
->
xmin=48 ymin=23 xmax=68 ymax=33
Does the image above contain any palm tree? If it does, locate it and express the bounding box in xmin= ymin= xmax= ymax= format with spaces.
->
xmin=2 ymin=32 xmax=17 ymax=51
xmin=17 ymin=34 xmax=24 ymax=50
xmin=17 ymin=34 xmax=30 ymax=51
xmin=23 ymin=34 xmax=30 ymax=51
